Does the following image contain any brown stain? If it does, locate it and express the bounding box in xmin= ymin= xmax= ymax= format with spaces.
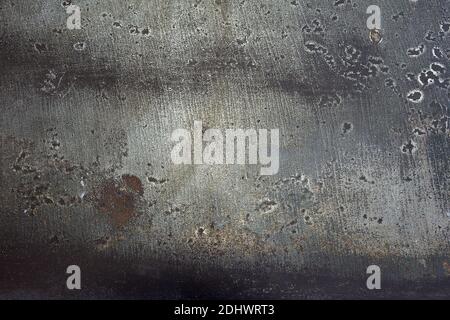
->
xmin=443 ymin=262 xmax=450 ymax=276
xmin=122 ymin=174 xmax=144 ymax=196
xmin=94 ymin=175 xmax=144 ymax=228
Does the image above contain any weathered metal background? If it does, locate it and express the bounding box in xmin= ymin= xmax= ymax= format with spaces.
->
xmin=0 ymin=0 xmax=449 ymax=299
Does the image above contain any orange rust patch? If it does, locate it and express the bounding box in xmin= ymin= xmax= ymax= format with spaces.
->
xmin=94 ymin=175 xmax=143 ymax=227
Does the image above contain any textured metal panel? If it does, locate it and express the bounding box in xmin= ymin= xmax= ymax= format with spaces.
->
xmin=0 ymin=0 xmax=449 ymax=299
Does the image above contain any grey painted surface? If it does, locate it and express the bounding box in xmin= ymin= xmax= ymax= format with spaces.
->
xmin=0 ymin=0 xmax=449 ymax=299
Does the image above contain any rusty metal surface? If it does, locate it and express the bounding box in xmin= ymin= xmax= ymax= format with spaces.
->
xmin=0 ymin=0 xmax=449 ymax=299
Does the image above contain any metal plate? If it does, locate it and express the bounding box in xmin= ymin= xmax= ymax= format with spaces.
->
xmin=0 ymin=0 xmax=449 ymax=299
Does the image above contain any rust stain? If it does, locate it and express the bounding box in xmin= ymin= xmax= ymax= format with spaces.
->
xmin=443 ymin=262 xmax=450 ymax=276
xmin=122 ymin=174 xmax=144 ymax=196
xmin=94 ymin=175 xmax=144 ymax=227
